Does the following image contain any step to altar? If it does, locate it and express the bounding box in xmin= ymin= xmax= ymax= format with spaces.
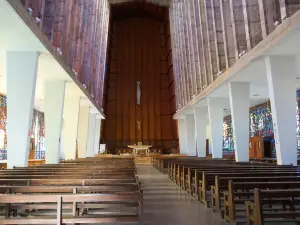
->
xmin=134 ymin=156 xmax=152 ymax=164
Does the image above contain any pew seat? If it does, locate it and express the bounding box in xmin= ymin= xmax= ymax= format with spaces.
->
xmin=245 ymin=189 xmax=300 ymax=225
xmin=0 ymin=157 xmax=142 ymax=224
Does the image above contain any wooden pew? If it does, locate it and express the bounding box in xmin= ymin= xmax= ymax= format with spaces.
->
xmin=0 ymin=157 xmax=142 ymax=224
xmin=166 ymin=159 xmax=299 ymax=205
xmin=189 ymin=167 xmax=298 ymax=197
xmin=163 ymin=157 xmax=300 ymax=225
xmin=0 ymin=177 xmax=138 ymax=185
xmin=0 ymin=193 xmax=141 ymax=224
xmin=151 ymin=155 xmax=189 ymax=172
xmin=168 ymin=159 xmax=291 ymax=185
xmin=203 ymin=171 xmax=300 ymax=207
xmin=179 ymin=165 xmax=297 ymax=197
xmin=223 ymin=181 xmax=300 ymax=224
xmin=209 ymin=174 xmax=300 ymax=209
xmin=245 ymin=189 xmax=300 ymax=225
xmin=0 ymin=185 xmax=142 ymax=194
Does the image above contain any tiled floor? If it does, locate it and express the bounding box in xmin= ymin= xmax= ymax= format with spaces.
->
xmin=137 ymin=165 xmax=227 ymax=225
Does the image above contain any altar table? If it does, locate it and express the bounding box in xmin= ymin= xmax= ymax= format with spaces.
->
xmin=128 ymin=145 xmax=152 ymax=155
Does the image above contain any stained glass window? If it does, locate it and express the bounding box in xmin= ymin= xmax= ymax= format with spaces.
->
xmin=0 ymin=95 xmax=45 ymax=161
xmin=31 ymin=110 xmax=45 ymax=159
xmin=223 ymin=90 xmax=300 ymax=159
xmin=249 ymin=102 xmax=273 ymax=137
xmin=223 ymin=116 xmax=234 ymax=157
xmin=0 ymin=96 xmax=7 ymax=160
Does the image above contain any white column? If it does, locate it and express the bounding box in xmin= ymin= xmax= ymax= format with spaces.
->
xmin=229 ymin=82 xmax=250 ymax=162
xmin=207 ymin=98 xmax=224 ymax=158
xmin=62 ymin=95 xmax=80 ymax=160
xmin=77 ymin=106 xmax=90 ymax=158
xmin=44 ymin=80 xmax=65 ymax=164
xmin=206 ymin=124 xmax=212 ymax=154
xmin=194 ymin=107 xmax=207 ymax=157
xmin=86 ymin=112 xmax=96 ymax=157
xmin=93 ymin=116 xmax=101 ymax=155
xmin=265 ymin=56 xmax=297 ymax=165
xmin=178 ymin=119 xmax=187 ymax=154
xmin=59 ymin=120 xmax=64 ymax=159
xmin=6 ymin=52 xmax=38 ymax=169
xmin=185 ymin=114 xmax=197 ymax=156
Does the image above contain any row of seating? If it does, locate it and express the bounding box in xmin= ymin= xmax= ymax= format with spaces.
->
xmin=153 ymin=156 xmax=300 ymax=224
xmin=0 ymin=157 xmax=143 ymax=224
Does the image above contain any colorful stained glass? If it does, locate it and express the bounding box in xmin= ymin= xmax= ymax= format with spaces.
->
xmin=223 ymin=116 xmax=235 ymax=157
xmin=31 ymin=110 xmax=45 ymax=159
xmin=223 ymin=90 xmax=300 ymax=158
xmin=249 ymin=102 xmax=273 ymax=137
xmin=0 ymin=95 xmax=45 ymax=160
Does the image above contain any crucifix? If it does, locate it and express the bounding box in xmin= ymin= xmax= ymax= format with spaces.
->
xmin=137 ymin=81 xmax=141 ymax=105
xmin=137 ymin=120 xmax=141 ymax=130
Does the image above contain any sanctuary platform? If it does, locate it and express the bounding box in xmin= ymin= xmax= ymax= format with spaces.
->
xmin=94 ymin=154 xmax=185 ymax=164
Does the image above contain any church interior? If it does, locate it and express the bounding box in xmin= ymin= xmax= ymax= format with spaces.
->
xmin=1 ymin=0 xmax=300 ymax=224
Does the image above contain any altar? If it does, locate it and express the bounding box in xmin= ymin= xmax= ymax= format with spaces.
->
xmin=128 ymin=145 xmax=152 ymax=155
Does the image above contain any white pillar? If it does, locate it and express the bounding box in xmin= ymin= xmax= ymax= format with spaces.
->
xmin=194 ymin=107 xmax=207 ymax=157
xmin=185 ymin=114 xmax=197 ymax=156
xmin=178 ymin=119 xmax=187 ymax=154
xmin=62 ymin=95 xmax=80 ymax=160
xmin=86 ymin=112 xmax=96 ymax=157
xmin=59 ymin=120 xmax=64 ymax=159
xmin=77 ymin=106 xmax=90 ymax=158
xmin=229 ymin=82 xmax=250 ymax=162
xmin=44 ymin=80 xmax=65 ymax=164
xmin=206 ymin=124 xmax=212 ymax=154
xmin=265 ymin=56 xmax=297 ymax=165
xmin=6 ymin=52 xmax=38 ymax=169
xmin=207 ymin=98 xmax=224 ymax=158
xmin=93 ymin=116 xmax=101 ymax=155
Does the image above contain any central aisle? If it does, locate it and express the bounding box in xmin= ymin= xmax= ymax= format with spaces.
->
xmin=137 ymin=165 xmax=226 ymax=225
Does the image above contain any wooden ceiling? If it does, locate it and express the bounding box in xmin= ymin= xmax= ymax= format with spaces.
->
xmin=110 ymin=1 xmax=168 ymax=21
xmin=109 ymin=0 xmax=170 ymax=6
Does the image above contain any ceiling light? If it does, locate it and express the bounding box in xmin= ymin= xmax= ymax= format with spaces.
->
xmin=56 ymin=48 xmax=62 ymax=56
xmin=34 ymin=17 xmax=40 ymax=24
xmin=27 ymin=8 xmax=33 ymax=16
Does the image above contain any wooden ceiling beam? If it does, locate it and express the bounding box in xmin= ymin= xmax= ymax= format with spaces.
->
xmin=190 ymin=0 xmax=203 ymax=93
xmin=178 ymin=1 xmax=189 ymax=104
xmin=184 ymin=0 xmax=198 ymax=96
xmin=194 ymin=0 xmax=208 ymax=88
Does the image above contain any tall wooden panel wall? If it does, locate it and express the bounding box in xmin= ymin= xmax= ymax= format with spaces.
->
xmin=102 ymin=4 xmax=178 ymax=151
xmin=170 ymin=0 xmax=300 ymax=110
xmin=16 ymin=0 xmax=110 ymax=108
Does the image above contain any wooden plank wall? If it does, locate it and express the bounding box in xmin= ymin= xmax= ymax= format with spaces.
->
xmin=103 ymin=17 xmax=178 ymax=151
xmin=19 ymin=0 xmax=110 ymax=107
xmin=170 ymin=0 xmax=300 ymax=110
